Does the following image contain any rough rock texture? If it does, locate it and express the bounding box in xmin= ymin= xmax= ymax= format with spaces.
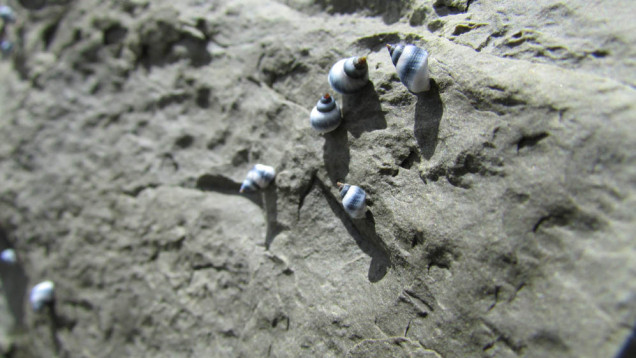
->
xmin=0 ymin=0 xmax=634 ymax=357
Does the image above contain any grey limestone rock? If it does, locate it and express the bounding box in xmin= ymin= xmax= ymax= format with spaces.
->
xmin=0 ymin=0 xmax=634 ymax=357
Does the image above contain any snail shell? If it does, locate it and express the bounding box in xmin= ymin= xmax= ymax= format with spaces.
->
xmin=0 ymin=5 xmax=14 ymax=23
xmin=387 ymin=44 xmax=430 ymax=93
xmin=240 ymin=164 xmax=276 ymax=193
xmin=310 ymin=93 xmax=341 ymax=133
xmin=30 ymin=280 xmax=55 ymax=311
xmin=337 ymin=182 xmax=367 ymax=219
xmin=328 ymin=57 xmax=369 ymax=94
xmin=0 ymin=248 xmax=16 ymax=264
xmin=0 ymin=41 xmax=13 ymax=56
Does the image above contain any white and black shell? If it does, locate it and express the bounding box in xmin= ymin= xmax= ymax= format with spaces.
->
xmin=337 ymin=182 xmax=367 ymax=219
xmin=30 ymin=280 xmax=55 ymax=311
xmin=240 ymin=164 xmax=276 ymax=193
xmin=0 ymin=248 xmax=16 ymax=264
xmin=387 ymin=44 xmax=430 ymax=93
xmin=310 ymin=93 xmax=341 ymax=133
xmin=0 ymin=5 xmax=15 ymax=23
xmin=328 ymin=56 xmax=369 ymax=94
xmin=0 ymin=40 xmax=12 ymax=56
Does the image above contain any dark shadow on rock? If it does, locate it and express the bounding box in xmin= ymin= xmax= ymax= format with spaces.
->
xmin=194 ymin=173 xmax=282 ymax=249
xmin=264 ymin=186 xmax=284 ymax=250
xmin=342 ymin=83 xmax=387 ymax=138
xmin=615 ymin=321 xmax=636 ymax=358
xmin=195 ymin=174 xmax=263 ymax=208
xmin=358 ymin=211 xmax=391 ymax=281
xmin=48 ymin=302 xmax=62 ymax=355
xmin=178 ymin=35 xmax=212 ymax=68
xmin=317 ymin=180 xmax=391 ymax=282
xmin=18 ymin=0 xmax=47 ymax=10
xmin=414 ymin=80 xmax=443 ymax=160
xmin=0 ymin=225 xmax=28 ymax=330
xmin=323 ymin=125 xmax=350 ymax=185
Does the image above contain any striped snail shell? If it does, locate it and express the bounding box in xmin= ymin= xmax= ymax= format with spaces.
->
xmin=337 ymin=182 xmax=367 ymax=219
xmin=387 ymin=44 xmax=430 ymax=93
xmin=30 ymin=280 xmax=55 ymax=311
xmin=328 ymin=56 xmax=369 ymax=94
xmin=240 ymin=164 xmax=276 ymax=193
xmin=0 ymin=248 xmax=16 ymax=264
xmin=310 ymin=93 xmax=341 ymax=133
xmin=0 ymin=5 xmax=15 ymax=23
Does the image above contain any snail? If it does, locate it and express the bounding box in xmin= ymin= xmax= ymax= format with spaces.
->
xmin=0 ymin=40 xmax=12 ymax=56
xmin=310 ymin=93 xmax=342 ymax=133
xmin=337 ymin=182 xmax=367 ymax=219
xmin=240 ymin=164 xmax=276 ymax=193
xmin=0 ymin=248 xmax=16 ymax=264
xmin=386 ymin=44 xmax=430 ymax=93
xmin=0 ymin=5 xmax=14 ymax=23
xmin=30 ymin=280 xmax=55 ymax=311
xmin=328 ymin=56 xmax=369 ymax=94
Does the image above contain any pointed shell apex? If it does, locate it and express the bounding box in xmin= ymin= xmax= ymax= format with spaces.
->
xmin=327 ymin=57 xmax=370 ymax=94
xmin=310 ymin=94 xmax=341 ymax=133
xmin=388 ymin=44 xmax=430 ymax=93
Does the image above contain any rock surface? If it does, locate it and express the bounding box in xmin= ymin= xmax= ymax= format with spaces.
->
xmin=0 ymin=0 xmax=634 ymax=357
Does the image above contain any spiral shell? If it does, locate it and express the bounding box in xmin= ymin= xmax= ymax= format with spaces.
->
xmin=30 ymin=280 xmax=55 ymax=311
xmin=0 ymin=248 xmax=16 ymax=264
xmin=240 ymin=164 xmax=276 ymax=193
xmin=328 ymin=57 xmax=369 ymax=94
xmin=337 ymin=182 xmax=367 ymax=219
xmin=387 ymin=44 xmax=430 ymax=93
xmin=310 ymin=93 xmax=341 ymax=133
xmin=0 ymin=5 xmax=14 ymax=23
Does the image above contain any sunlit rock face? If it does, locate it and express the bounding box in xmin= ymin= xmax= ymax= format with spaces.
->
xmin=0 ymin=0 xmax=634 ymax=357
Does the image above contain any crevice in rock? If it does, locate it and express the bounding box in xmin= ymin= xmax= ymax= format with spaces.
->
xmin=297 ymin=172 xmax=317 ymax=220
xmin=531 ymin=204 xmax=605 ymax=233
xmin=425 ymin=243 xmax=455 ymax=271
xmin=351 ymin=32 xmax=423 ymax=52
xmin=421 ymin=146 xmax=503 ymax=189
xmin=516 ymin=132 xmax=549 ymax=152
xmin=271 ymin=314 xmax=290 ymax=330
xmin=174 ymin=134 xmax=194 ymax=149
xmin=433 ymin=0 xmax=469 ymax=16
xmin=403 ymin=289 xmax=435 ymax=314
xmin=103 ymin=24 xmax=128 ymax=45
xmin=195 ymin=87 xmax=211 ymax=109
xmin=451 ymin=23 xmax=485 ymax=36
xmin=487 ymin=285 xmax=500 ymax=311
xmin=399 ymin=148 xmax=420 ymax=170
xmin=590 ymin=49 xmax=609 ymax=58
xmin=122 ymin=183 xmax=159 ymax=197
xmin=134 ymin=24 xmax=212 ymax=71
xmin=42 ymin=21 xmax=59 ymax=50
xmin=481 ymin=319 xmax=526 ymax=354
